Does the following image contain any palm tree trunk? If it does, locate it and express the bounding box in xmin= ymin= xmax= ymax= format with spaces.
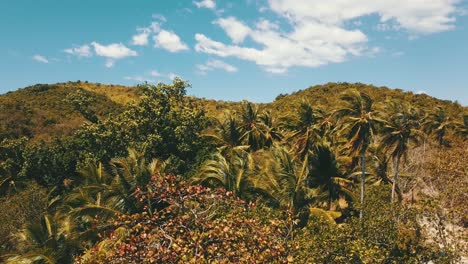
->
xmin=391 ymin=157 xmax=400 ymax=203
xmin=360 ymin=150 xmax=366 ymax=219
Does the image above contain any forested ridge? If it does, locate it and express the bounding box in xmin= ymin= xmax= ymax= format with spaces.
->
xmin=0 ymin=80 xmax=466 ymax=263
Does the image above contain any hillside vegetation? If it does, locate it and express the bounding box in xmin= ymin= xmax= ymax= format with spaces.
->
xmin=0 ymin=80 xmax=466 ymax=263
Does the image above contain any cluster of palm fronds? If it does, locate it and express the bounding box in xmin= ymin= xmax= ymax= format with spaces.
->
xmin=194 ymin=89 xmax=466 ymax=221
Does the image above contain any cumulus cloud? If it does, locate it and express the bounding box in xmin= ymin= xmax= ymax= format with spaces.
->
xmin=214 ymin=17 xmax=251 ymax=44
xmin=90 ymin=42 xmax=137 ymax=67
xmin=91 ymin=42 xmax=137 ymax=59
xmin=195 ymin=0 xmax=460 ymax=73
xmin=131 ymin=22 xmax=161 ymax=46
xmin=32 ymin=55 xmax=49 ymax=63
xmin=268 ymin=0 xmax=458 ymax=34
xmin=196 ymin=59 xmax=238 ymax=74
xmin=64 ymin=44 xmax=92 ymax=57
xmin=194 ymin=0 xmax=216 ymax=9
xmin=132 ymin=31 xmax=150 ymax=46
xmin=154 ymin=30 xmax=189 ymax=52
xmin=195 ymin=19 xmax=367 ymax=73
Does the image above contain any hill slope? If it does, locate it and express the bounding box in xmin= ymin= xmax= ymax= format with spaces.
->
xmin=0 ymin=81 xmax=465 ymax=142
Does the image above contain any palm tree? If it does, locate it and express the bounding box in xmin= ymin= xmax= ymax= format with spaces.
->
xmin=192 ymin=148 xmax=254 ymax=198
xmin=336 ymin=90 xmax=381 ymax=218
xmin=239 ymin=102 xmax=263 ymax=151
xmin=258 ymin=110 xmax=283 ymax=148
xmin=369 ymin=144 xmax=391 ymax=185
xmin=308 ymin=143 xmax=355 ymax=210
xmin=204 ymin=113 xmax=248 ymax=157
xmin=251 ymin=145 xmax=314 ymax=213
xmin=380 ymin=103 xmax=423 ymax=202
xmin=423 ymin=106 xmax=456 ymax=146
xmin=281 ymin=101 xmax=325 ymax=160
xmin=5 ymin=214 xmax=81 ymax=264
xmin=58 ymin=148 xmax=165 ymax=222
xmin=239 ymin=102 xmax=282 ymax=151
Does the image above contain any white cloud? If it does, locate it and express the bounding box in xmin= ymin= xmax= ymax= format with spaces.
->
xmin=124 ymin=76 xmax=157 ymax=83
xmin=196 ymin=59 xmax=238 ymax=74
xmin=195 ymin=0 xmax=461 ymax=73
xmin=131 ymin=22 xmax=161 ymax=46
xmin=91 ymin=42 xmax=137 ymax=59
xmin=214 ymin=17 xmax=251 ymax=44
xmin=32 ymin=55 xmax=49 ymax=63
xmin=194 ymin=0 xmax=216 ymax=9
xmin=64 ymin=44 xmax=92 ymax=57
xmin=268 ymin=0 xmax=458 ymax=34
xmin=125 ymin=69 xmax=177 ymax=84
xmin=154 ymin=30 xmax=189 ymax=52
xmin=132 ymin=31 xmax=150 ymax=46
xmin=195 ymin=18 xmax=367 ymax=73
xmin=90 ymin=42 xmax=137 ymax=67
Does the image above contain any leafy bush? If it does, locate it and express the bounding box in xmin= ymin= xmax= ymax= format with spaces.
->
xmin=76 ymin=174 xmax=292 ymax=263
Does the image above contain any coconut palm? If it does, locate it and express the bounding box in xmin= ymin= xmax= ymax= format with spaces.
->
xmin=281 ymin=101 xmax=326 ymax=160
xmin=192 ymin=148 xmax=254 ymax=198
xmin=336 ymin=90 xmax=382 ymax=218
xmin=238 ymin=102 xmax=282 ymax=151
xmin=204 ymin=113 xmax=247 ymax=156
xmin=258 ymin=110 xmax=283 ymax=148
xmin=239 ymin=102 xmax=263 ymax=151
xmin=251 ymin=146 xmax=314 ymax=213
xmin=5 ymin=214 xmax=81 ymax=264
xmin=58 ymin=148 xmax=165 ymax=223
xmin=369 ymin=144 xmax=391 ymax=185
xmin=423 ymin=106 xmax=457 ymax=146
xmin=308 ymin=143 xmax=355 ymax=210
xmin=381 ymin=103 xmax=423 ymax=202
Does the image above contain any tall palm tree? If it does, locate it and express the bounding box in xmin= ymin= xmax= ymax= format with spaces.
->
xmin=369 ymin=144 xmax=391 ymax=185
xmin=204 ymin=113 xmax=247 ymax=157
xmin=281 ymin=101 xmax=325 ymax=160
xmin=251 ymin=145 xmax=314 ymax=213
xmin=423 ymin=106 xmax=456 ymax=146
xmin=336 ymin=90 xmax=381 ymax=218
xmin=258 ymin=110 xmax=283 ymax=148
xmin=239 ymin=102 xmax=263 ymax=151
xmin=192 ymin=149 xmax=254 ymax=198
xmin=308 ymin=143 xmax=355 ymax=210
xmin=239 ymin=102 xmax=282 ymax=151
xmin=380 ymin=102 xmax=423 ymax=202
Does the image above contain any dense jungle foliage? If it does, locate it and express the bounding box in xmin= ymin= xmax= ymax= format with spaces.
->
xmin=0 ymin=79 xmax=466 ymax=263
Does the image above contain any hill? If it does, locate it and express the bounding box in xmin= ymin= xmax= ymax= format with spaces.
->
xmin=0 ymin=82 xmax=131 ymax=142
xmin=269 ymin=82 xmax=465 ymax=119
xmin=0 ymin=80 xmax=467 ymax=263
xmin=1 ymin=81 xmax=465 ymax=142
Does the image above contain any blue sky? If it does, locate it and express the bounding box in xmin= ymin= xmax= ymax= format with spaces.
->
xmin=1 ymin=0 xmax=468 ymax=104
